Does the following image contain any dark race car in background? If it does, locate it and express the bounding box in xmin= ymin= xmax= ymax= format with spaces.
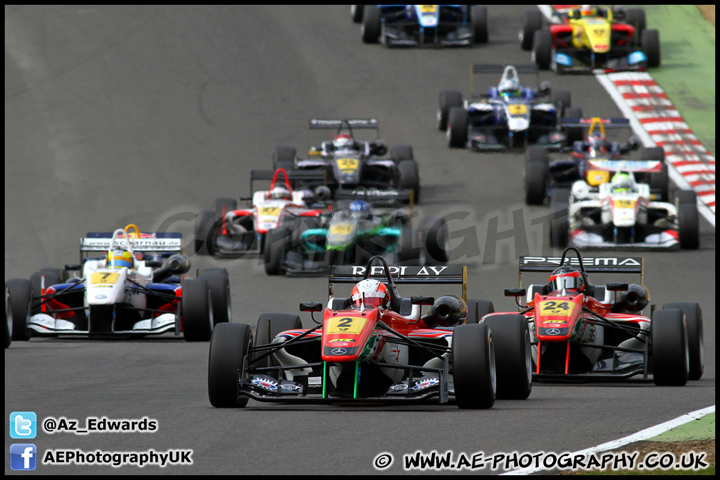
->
xmin=441 ymin=64 xmax=576 ymax=151
xmin=263 ymin=194 xmax=450 ymax=276
xmin=274 ymin=118 xmax=420 ymax=202
xmin=357 ymin=5 xmax=488 ymax=47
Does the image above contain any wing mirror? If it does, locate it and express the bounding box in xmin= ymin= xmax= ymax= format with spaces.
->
xmin=299 ymin=302 xmax=323 ymax=312
xmin=504 ymin=288 xmax=526 ymax=297
xmin=411 ymin=296 xmax=435 ymax=306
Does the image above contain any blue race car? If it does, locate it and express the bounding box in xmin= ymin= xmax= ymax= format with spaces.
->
xmin=359 ymin=5 xmax=488 ymax=47
xmin=440 ymin=64 xmax=578 ymax=151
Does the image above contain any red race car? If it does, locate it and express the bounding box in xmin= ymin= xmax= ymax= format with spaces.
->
xmin=208 ymin=256 xmax=533 ymax=409
xmin=484 ymin=247 xmax=703 ymax=386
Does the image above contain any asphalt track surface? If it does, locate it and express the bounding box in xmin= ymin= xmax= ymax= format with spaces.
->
xmin=4 ymin=5 xmax=715 ymax=475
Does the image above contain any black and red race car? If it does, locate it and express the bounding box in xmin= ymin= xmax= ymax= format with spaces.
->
xmin=485 ymin=247 xmax=703 ymax=386
xmin=208 ymin=256 xmax=533 ymax=409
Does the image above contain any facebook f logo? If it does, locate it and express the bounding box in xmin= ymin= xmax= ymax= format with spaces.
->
xmin=10 ymin=444 xmax=37 ymax=471
xmin=10 ymin=412 xmax=37 ymax=439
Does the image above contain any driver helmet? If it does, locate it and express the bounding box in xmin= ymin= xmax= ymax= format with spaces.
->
xmin=499 ymin=78 xmax=521 ymax=98
xmin=333 ymin=134 xmax=355 ymax=150
xmin=106 ymin=249 xmax=134 ymax=269
xmin=611 ymin=173 xmax=633 ymax=193
xmin=351 ymin=279 xmax=390 ymax=310
xmin=588 ymin=132 xmax=607 ymax=153
xmin=580 ymin=5 xmax=597 ymax=17
xmin=349 ymin=199 xmax=370 ymax=218
xmin=549 ymin=265 xmax=585 ymax=292
xmin=269 ymin=186 xmax=291 ymax=200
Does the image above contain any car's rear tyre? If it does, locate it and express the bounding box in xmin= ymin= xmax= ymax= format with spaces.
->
xmin=625 ymin=8 xmax=646 ymax=37
xmin=453 ymin=324 xmax=496 ymax=409
xmin=642 ymin=147 xmax=668 ymax=200
xmin=524 ymin=146 xmax=549 ymax=205
xmin=651 ymin=309 xmax=689 ymax=386
xmin=273 ymin=146 xmax=296 ymax=173
xmin=362 ymin=5 xmax=381 ymax=43
xmin=194 ymin=209 xmax=219 ymax=255
xmin=254 ymin=313 xmax=303 ymax=369
xmin=397 ymin=159 xmax=420 ymax=203
xmin=466 ymin=299 xmax=494 ymax=324
xmin=182 ymin=278 xmax=213 ymax=342
xmin=350 ymin=5 xmax=364 ymax=23
xmin=438 ymin=90 xmax=463 ymax=131
xmin=419 ymin=217 xmax=450 ymax=265
xmin=676 ymin=191 xmax=699 ymax=250
xmin=549 ymin=189 xmax=570 ymax=248
xmin=642 ymin=29 xmax=661 ymax=68
xmin=482 ymin=314 xmax=532 ymax=400
xmin=532 ymin=30 xmax=552 ymax=70
xmin=562 ymin=107 xmax=584 ymax=145
xmin=520 ymin=10 xmax=543 ymax=50
xmin=264 ymin=228 xmax=290 ymax=276
xmin=550 ymin=90 xmax=571 ymax=116
xmin=471 ymin=5 xmax=488 ymax=44
xmin=390 ymin=145 xmax=414 ymax=163
xmin=197 ymin=272 xmax=231 ymax=325
xmin=208 ymin=322 xmax=252 ymax=407
xmin=447 ymin=107 xmax=468 ymax=149
xmin=663 ymin=302 xmax=703 ymax=381
xmin=6 ymin=279 xmax=32 ymax=341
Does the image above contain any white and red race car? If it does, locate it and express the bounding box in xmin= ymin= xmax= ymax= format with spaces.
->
xmin=549 ymin=160 xmax=700 ymax=249
xmin=194 ymin=168 xmax=329 ymax=257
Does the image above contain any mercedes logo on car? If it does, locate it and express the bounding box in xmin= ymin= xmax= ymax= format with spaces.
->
xmin=546 ymin=329 xmax=561 ymax=335
xmin=331 ymin=348 xmax=347 ymax=355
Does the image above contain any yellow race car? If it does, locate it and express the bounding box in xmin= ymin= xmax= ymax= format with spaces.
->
xmin=520 ymin=5 xmax=660 ymax=73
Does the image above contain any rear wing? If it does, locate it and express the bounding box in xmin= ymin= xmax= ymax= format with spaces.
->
xmin=308 ymin=118 xmax=379 ymax=130
xmin=334 ymin=187 xmax=415 ymax=207
xmin=561 ymin=117 xmax=631 ymax=132
xmin=328 ymin=265 xmax=467 ymax=301
xmin=472 ymin=64 xmax=539 ymax=75
xmin=587 ymin=160 xmax=663 ymax=173
xmin=80 ymin=232 xmax=183 ymax=257
xmin=518 ymin=255 xmax=644 ymax=284
xmin=250 ymin=169 xmax=328 ymax=191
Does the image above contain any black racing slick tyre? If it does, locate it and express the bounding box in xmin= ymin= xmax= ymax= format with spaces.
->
xmin=254 ymin=313 xmax=303 ymax=369
xmin=651 ymin=309 xmax=689 ymax=386
xmin=520 ymin=10 xmax=543 ymax=50
xmin=642 ymin=147 xmax=668 ymax=201
xmin=642 ymin=29 xmax=660 ymax=68
xmin=466 ymin=299 xmax=494 ymax=324
xmin=419 ymin=217 xmax=450 ymax=265
xmin=438 ymin=90 xmax=463 ymax=131
xmin=397 ymin=159 xmax=420 ymax=203
xmin=563 ymin=107 xmax=584 ymax=145
xmin=194 ymin=209 xmax=219 ymax=256
xmin=532 ymin=30 xmax=552 ymax=70
xmin=6 ymin=279 xmax=33 ymax=341
xmin=550 ymin=90 xmax=571 ymax=116
xmin=208 ymin=322 xmax=252 ymax=408
xmin=182 ymin=278 xmax=214 ymax=342
xmin=663 ymin=302 xmax=703 ymax=381
xmin=452 ymin=324 xmax=496 ymax=409
xmin=362 ymin=5 xmax=381 ymax=43
xmin=676 ymin=191 xmax=700 ymax=250
xmin=350 ymin=5 xmax=364 ymax=23
xmin=471 ymin=5 xmax=488 ymax=44
xmin=626 ymin=9 xmax=646 ymax=37
xmin=447 ymin=107 xmax=468 ymax=149
xmin=482 ymin=314 xmax=533 ymax=400
xmin=197 ymin=272 xmax=232 ymax=326
xmin=390 ymin=145 xmax=414 ymax=163
xmin=549 ymin=189 xmax=570 ymax=248
xmin=264 ymin=228 xmax=290 ymax=276
xmin=524 ymin=146 xmax=549 ymax=205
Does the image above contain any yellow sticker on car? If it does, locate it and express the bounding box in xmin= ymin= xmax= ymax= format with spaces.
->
xmin=539 ymin=300 xmax=574 ymax=317
xmin=337 ymin=158 xmax=359 ymax=171
xmin=91 ymin=272 xmax=120 ymax=285
xmin=419 ymin=5 xmax=437 ymax=13
xmin=508 ymin=104 xmax=528 ymax=115
xmin=326 ymin=317 xmax=367 ymax=335
xmin=260 ymin=206 xmax=280 ymax=216
xmin=329 ymin=223 xmax=353 ymax=235
xmin=614 ymin=199 xmax=636 ymax=209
